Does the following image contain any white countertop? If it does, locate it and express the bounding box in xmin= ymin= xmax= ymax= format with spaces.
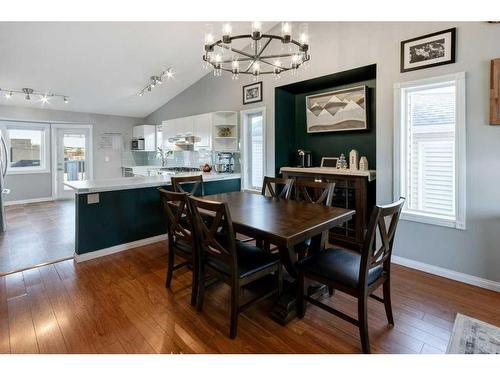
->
xmin=64 ymin=172 xmax=241 ymax=194
xmin=280 ymin=167 xmax=376 ymax=181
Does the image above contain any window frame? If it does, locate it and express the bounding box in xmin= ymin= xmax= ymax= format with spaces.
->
xmin=3 ymin=122 xmax=51 ymax=175
xmin=393 ymin=72 xmax=466 ymax=230
xmin=240 ymin=106 xmax=266 ymax=193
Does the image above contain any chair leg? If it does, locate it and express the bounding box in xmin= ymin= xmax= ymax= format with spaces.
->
xmin=256 ymin=239 xmax=263 ymax=249
xmin=358 ymin=296 xmax=370 ymax=354
xmin=328 ymin=286 xmax=335 ymax=296
xmin=229 ymin=283 xmax=239 ymax=339
xmin=190 ymin=260 xmax=198 ymax=306
xmin=196 ymin=265 xmax=205 ymax=312
xmin=297 ymin=271 xmax=306 ymax=318
xmin=383 ymin=279 xmax=394 ymax=326
xmin=166 ymin=246 xmax=174 ymax=288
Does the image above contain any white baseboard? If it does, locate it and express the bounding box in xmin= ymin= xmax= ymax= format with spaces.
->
xmin=392 ymin=255 xmax=500 ymax=292
xmin=74 ymin=234 xmax=167 ymax=263
xmin=4 ymin=196 xmax=54 ymax=206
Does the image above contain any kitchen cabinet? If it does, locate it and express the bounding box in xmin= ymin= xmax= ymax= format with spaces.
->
xmin=132 ymin=125 xmax=156 ymax=151
xmin=161 ymin=111 xmax=238 ymax=151
xmin=193 ymin=113 xmax=212 ymax=150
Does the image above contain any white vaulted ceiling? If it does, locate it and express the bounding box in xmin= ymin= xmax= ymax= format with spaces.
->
xmin=0 ymin=22 xmax=277 ymax=118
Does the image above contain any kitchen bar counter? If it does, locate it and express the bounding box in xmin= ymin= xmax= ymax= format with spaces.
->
xmin=64 ymin=172 xmax=241 ymax=194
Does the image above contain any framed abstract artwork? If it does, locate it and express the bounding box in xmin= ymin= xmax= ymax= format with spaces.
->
xmin=305 ymin=85 xmax=368 ymax=133
xmin=400 ymin=28 xmax=456 ymax=73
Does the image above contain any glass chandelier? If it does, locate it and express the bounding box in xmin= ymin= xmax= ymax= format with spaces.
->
xmin=203 ymin=22 xmax=310 ymax=80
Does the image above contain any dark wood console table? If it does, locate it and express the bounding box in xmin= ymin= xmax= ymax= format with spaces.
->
xmin=280 ymin=167 xmax=376 ymax=251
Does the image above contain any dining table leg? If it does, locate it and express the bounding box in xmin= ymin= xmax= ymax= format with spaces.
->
xmin=270 ymin=238 xmax=328 ymax=325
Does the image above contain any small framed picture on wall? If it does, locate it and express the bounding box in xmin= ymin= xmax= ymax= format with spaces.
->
xmin=400 ymin=28 xmax=456 ymax=73
xmin=243 ymin=82 xmax=263 ymax=105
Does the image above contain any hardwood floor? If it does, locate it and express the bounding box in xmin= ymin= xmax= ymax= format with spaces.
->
xmin=0 ymin=241 xmax=499 ymax=354
xmin=0 ymin=200 xmax=75 ymax=275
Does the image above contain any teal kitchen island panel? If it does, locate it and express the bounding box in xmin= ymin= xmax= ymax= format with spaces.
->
xmin=75 ymin=178 xmax=241 ymax=255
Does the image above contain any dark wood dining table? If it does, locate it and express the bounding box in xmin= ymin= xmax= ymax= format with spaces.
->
xmin=203 ymin=191 xmax=355 ymax=324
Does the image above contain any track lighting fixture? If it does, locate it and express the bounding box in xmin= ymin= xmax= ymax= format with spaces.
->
xmin=137 ymin=68 xmax=174 ymax=97
xmin=0 ymin=87 xmax=69 ymax=104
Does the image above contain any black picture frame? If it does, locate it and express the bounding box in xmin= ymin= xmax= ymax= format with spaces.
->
xmin=400 ymin=28 xmax=456 ymax=73
xmin=242 ymin=82 xmax=263 ymax=105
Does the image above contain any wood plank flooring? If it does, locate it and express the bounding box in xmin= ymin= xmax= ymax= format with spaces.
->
xmin=0 ymin=241 xmax=499 ymax=354
xmin=0 ymin=200 xmax=75 ymax=275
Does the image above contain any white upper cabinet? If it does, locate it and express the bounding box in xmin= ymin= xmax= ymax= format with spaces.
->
xmin=193 ymin=113 xmax=212 ymax=150
xmin=132 ymin=125 xmax=156 ymax=151
xmin=161 ymin=111 xmax=238 ymax=151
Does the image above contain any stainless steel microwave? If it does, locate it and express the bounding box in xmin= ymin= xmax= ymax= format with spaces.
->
xmin=131 ymin=138 xmax=145 ymax=150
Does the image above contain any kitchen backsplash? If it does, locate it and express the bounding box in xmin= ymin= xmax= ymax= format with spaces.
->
xmin=122 ymin=150 xmax=240 ymax=172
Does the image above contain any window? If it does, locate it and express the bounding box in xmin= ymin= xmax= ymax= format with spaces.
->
xmin=241 ymin=108 xmax=266 ymax=191
xmin=2 ymin=122 xmax=50 ymax=174
xmin=394 ymin=73 xmax=466 ymax=229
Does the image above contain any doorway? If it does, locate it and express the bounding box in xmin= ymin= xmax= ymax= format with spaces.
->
xmin=52 ymin=125 xmax=93 ymax=200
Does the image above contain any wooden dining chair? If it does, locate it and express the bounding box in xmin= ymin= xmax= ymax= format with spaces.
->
xmin=297 ymin=198 xmax=405 ymax=353
xmin=171 ymin=175 xmax=204 ymax=196
xmin=292 ymin=179 xmax=336 ymax=261
xmin=188 ymin=195 xmax=282 ymax=339
xmin=158 ymin=188 xmax=198 ymax=306
xmin=261 ymin=176 xmax=293 ymax=199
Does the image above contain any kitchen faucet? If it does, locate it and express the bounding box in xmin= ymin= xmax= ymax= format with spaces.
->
xmin=156 ymin=147 xmax=172 ymax=167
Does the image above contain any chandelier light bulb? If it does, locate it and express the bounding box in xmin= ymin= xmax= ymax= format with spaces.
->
xmin=25 ymin=94 xmax=30 ymax=100
xmin=40 ymin=95 xmax=49 ymax=104
xmin=205 ymin=32 xmax=214 ymax=45
xmin=166 ymin=69 xmax=174 ymax=79
xmin=252 ymin=21 xmax=262 ymax=40
xmin=5 ymin=91 xmax=12 ymax=99
xmin=281 ymin=22 xmax=292 ymax=43
xmin=222 ymin=23 xmax=232 ymax=44
xmin=299 ymin=23 xmax=309 ymax=44
xmin=64 ymin=96 xmax=70 ymax=103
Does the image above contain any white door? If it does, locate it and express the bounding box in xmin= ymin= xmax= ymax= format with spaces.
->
xmin=55 ymin=127 xmax=91 ymax=199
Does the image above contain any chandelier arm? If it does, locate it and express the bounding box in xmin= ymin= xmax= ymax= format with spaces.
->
xmin=244 ymin=60 xmax=256 ymax=73
xmin=259 ymin=53 xmax=296 ymax=59
xmin=257 ymin=58 xmax=291 ymax=71
xmin=257 ymin=38 xmax=272 ymax=58
xmin=218 ymin=43 xmax=256 ymax=60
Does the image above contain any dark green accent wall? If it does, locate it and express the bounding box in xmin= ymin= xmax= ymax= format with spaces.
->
xmin=275 ymin=65 xmax=377 ymax=174
xmin=75 ymin=178 xmax=241 ymax=254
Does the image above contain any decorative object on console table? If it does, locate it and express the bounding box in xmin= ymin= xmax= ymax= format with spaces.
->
xmin=338 ymin=153 xmax=347 ymax=170
xmin=359 ymin=156 xmax=369 ymax=171
xmin=490 ymin=58 xmax=500 ymax=125
xmin=349 ymin=149 xmax=359 ymax=171
xmin=306 ymin=85 xmax=368 ymax=133
xmin=320 ymin=157 xmax=339 ymax=168
xmin=400 ymin=28 xmax=456 ymax=73
xmin=243 ymin=82 xmax=263 ymax=105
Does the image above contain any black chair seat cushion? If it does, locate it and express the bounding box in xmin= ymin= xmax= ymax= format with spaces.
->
xmin=297 ymin=247 xmax=383 ymax=289
xmin=206 ymin=241 xmax=280 ymax=279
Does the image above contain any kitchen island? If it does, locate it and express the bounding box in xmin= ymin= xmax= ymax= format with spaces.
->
xmin=65 ymin=172 xmax=241 ymax=260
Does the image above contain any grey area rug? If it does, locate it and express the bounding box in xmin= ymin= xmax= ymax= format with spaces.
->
xmin=447 ymin=313 xmax=500 ymax=354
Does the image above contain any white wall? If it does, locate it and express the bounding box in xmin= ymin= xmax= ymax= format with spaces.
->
xmin=0 ymin=105 xmax=144 ymax=201
xmin=146 ymin=22 xmax=500 ymax=283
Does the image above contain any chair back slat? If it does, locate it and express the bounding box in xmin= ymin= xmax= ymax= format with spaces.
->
xmin=261 ymin=176 xmax=293 ymax=199
xmin=359 ymin=198 xmax=405 ymax=285
xmin=293 ymin=179 xmax=335 ymax=206
xmin=158 ymin=188 xmax=193 ymax=246
xmin=188 ymin=195 xmax=238 ymax=273
xmin=171 ymin=175 xmax=204 ymax=196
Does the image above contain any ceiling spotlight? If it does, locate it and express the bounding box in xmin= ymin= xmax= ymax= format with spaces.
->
xmin=22 ymin=88 xmax=34 ymax=101
xmin=64 ymin=96 xmax=69 ymax=103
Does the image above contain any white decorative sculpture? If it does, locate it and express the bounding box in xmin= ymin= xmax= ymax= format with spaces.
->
xmin=359 ymin=156 xmax=369 ymax=171
xmin=349 ymin=149 xmax=359 ymax=171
